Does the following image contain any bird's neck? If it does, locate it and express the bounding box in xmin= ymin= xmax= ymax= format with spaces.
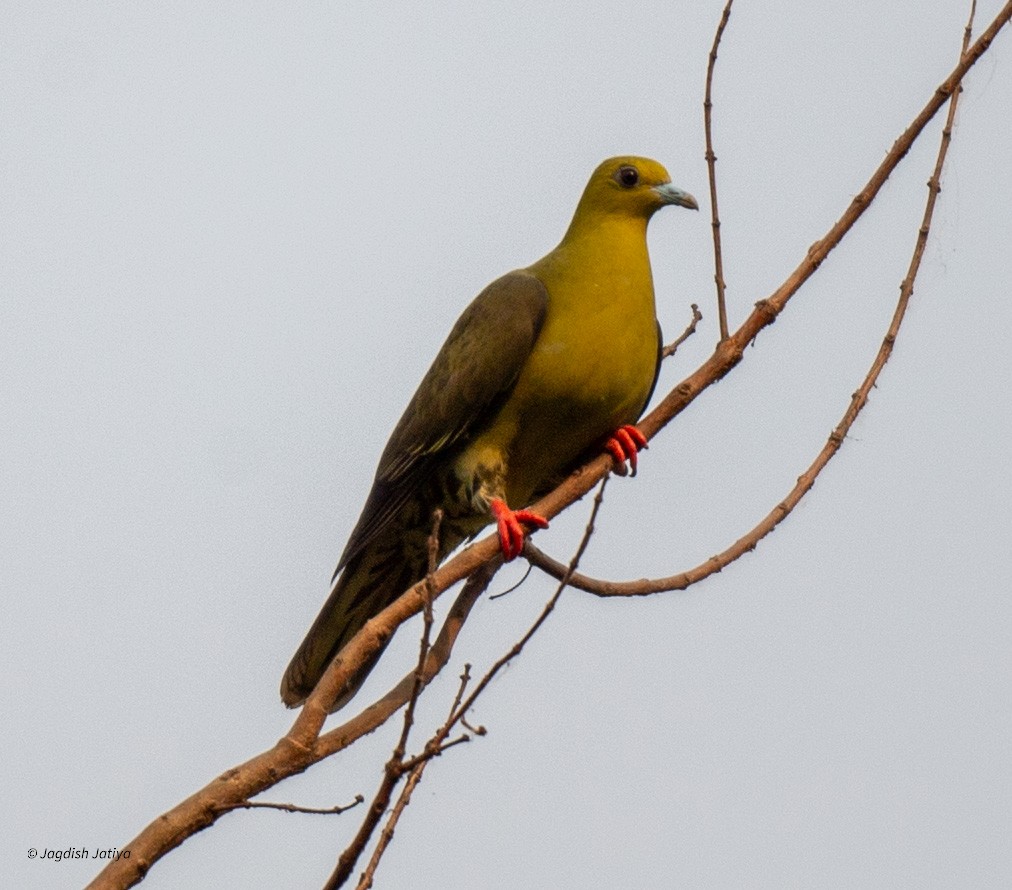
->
xmin=531 ymin=212 xmax=655 ymax=312
xmin=559 ymin=208 xmax=650 ymax=248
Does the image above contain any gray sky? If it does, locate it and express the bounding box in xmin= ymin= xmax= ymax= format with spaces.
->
xmin=4 ymin=2 xmax=1011 ymax=888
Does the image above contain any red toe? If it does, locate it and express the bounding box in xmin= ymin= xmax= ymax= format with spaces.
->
xmin=490 ymin=499 xmax=549 ymax=561
xmin=604 ymin=424 xmax=648 ymax=476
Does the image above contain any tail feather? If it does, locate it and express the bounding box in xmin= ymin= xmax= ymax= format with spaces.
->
xmin=280 ymin=543 xmax=420 ymax=710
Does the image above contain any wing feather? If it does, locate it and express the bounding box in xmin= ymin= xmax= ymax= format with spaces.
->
xmin=334 ymin=271 xmax=548 ymax=574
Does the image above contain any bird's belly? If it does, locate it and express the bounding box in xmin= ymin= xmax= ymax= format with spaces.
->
xmin=456 ymin=311 xmax=657 ymax=509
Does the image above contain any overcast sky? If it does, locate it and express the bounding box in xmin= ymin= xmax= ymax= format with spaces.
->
xmin=4 ymin=2 xmax=1011 ymax=888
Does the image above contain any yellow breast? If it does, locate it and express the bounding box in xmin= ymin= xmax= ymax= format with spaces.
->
xmin=458 ymin=212 xmax=660 ymax=508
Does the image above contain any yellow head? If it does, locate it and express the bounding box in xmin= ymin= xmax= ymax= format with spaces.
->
xmin=572 ymin=156 xmax=698 ymax=224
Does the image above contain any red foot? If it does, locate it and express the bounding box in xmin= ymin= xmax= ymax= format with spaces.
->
xmin=490 ymin=498 xmax=549 ymax=561
xmin=605 ymin=424 xmax=648 ymax=476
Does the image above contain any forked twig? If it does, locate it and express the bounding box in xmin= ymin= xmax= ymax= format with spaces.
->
xmin=354 ymin=761 xmax=426 ymax=890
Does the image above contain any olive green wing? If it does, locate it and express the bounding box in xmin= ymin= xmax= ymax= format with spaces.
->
xmin=334 ymin=270 xmax=548 ymax=575
xmin=640 ymin=319 xmax=663 ymax=415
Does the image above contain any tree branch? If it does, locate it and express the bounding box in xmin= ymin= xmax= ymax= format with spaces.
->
xmin=85 ymin=6 xmax=1009 ymax=887
xmin=704 ymin=0 xmax=734 ymax=341
xmin=335 ymin=480 xmax=609 ymax=888
xmin=522 ymin=2 xmax=978 ymax=600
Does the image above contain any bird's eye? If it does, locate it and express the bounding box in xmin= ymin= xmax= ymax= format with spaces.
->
xmin=616 ymin=165 xmax=639 ymax=188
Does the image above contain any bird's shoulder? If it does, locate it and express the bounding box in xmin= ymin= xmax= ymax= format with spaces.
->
xmin=377 ymin=269 xmax=549 ymax=481
xmin=335 ymin=270 xmax=548 ymax=572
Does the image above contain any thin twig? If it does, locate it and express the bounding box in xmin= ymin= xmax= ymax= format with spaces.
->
xmin=355 ymin=761 xmax=426 ymax=890
xmin=661 ymin=303 xmax=703 ymax=359
xmin=488 ymin=563 xmax=533 ymax=600
xmin=357 ymin=727 xmax=472 ymax=890
xmin=402 ymin=507 xmax=443 ymax=746
xmin=315 ymin=565 xmax=497 ymax=760
xmin=705 ymin=0 xmax=734 ymax=341
xmin=450 ymin=478 xmax=609 ymax=728
xmin=397 ymin=734 xmax=472 ymax=772
xmin=448 ymin=664 xmax=473 ymax=721
xmin=214 ymin=796 xmax=365 ymax=817
xmin=460 ymin=714 xmax=486 ymax=736
xmin=324 ymin=741 xmax=403 ymax=888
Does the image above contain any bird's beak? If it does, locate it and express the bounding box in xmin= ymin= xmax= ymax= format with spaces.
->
xmin=653 ymin=183 xmax=699 ymax=210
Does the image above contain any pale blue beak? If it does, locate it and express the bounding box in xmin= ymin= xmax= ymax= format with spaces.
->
xmin=654 ymin=183 xmax=699 ymax=210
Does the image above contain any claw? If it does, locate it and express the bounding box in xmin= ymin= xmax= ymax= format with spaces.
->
xmin=604 ymin=424 xmax=648 ymax=476
xmin=489 ymin=498 xmax=549 ymax=561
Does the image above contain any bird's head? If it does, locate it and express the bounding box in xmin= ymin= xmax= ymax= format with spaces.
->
xmin=576 ymin=156 xmax=699 ymax=221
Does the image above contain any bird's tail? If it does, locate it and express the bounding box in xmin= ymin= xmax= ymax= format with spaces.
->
xmin=280 ymin=542 xmax=426 ymax=711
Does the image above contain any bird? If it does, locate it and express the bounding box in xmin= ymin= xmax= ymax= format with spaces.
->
xmin=281 ymin=156 xmax=698 ymax=710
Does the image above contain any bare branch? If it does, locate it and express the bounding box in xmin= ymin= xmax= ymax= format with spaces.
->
xmin=452 ymin=479 xmax=609 ymax=727
xmin=355 ymin=761 xmax=426 ymax=890
xmin=661 ymin=303 xmax=703 ymax=359
xmin=323 ymin=508 xmax=445 ymax=889
xmin=315 ymin=564 xmax=496 ymax=758
xmin=704 ymin=0 xmax=734 ymax=341
xmin=522 ymin=6 xmax=978 ymax=601
xmin=214 ymin=796 xmax=365 ymax=817
xmin=85 ymin=7 xmax=1010 ymax=887
xmin=397 ymin=734 xmax=472 ymax=773
xmin=321 ymin=562 xmax=497 ymax=890
xmin=448 ymin=664 xmax=473 ymax=721
xmin=638 ymin=1 xmax=1012 ymax=466
xmin=401 ymin=508 xmax=443 ymax=759
xmin=346 ymin=479 xmax=610 ymax=887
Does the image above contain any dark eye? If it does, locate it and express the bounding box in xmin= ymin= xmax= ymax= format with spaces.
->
xmin=616 ymin=165 xmax=639 ymax=188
